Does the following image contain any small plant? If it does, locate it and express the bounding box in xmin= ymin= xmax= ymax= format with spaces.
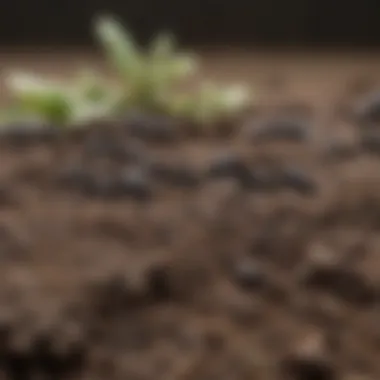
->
xmin=1 ymin=69 xmax=122 ymax=126
xmin=94 ymin=16 xmax=251 ymax=123
xmin=0 ymin=15 xmax=251 ymax=127
xmin=94 ymin=16 xmax=198 ymax=112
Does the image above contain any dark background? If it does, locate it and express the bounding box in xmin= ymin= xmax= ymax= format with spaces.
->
xmin=0 ymin=0 xmax=379 ymax=47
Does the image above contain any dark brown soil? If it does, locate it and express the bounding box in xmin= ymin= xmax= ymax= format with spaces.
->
xmin=1 ymin=52 xmax=380 ymax=380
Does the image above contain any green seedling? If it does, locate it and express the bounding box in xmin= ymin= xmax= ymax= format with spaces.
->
xmin=0 ymin=15 xmax=251 ymax=126
xmin=94 ymin=15 xmax=198 ymax=111
xmin=95 ymin=15 xmax=251 ymax=121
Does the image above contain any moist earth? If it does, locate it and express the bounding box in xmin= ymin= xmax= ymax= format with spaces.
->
xmin=0 ymin=74 xmax=380 ymax=380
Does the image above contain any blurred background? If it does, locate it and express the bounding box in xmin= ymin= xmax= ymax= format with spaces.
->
xmin=0 ymin=0 xmax=380 ymax=47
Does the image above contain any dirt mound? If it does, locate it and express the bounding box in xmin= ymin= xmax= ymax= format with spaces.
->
xmin=0 ymin=79 xmax=380 ymax=380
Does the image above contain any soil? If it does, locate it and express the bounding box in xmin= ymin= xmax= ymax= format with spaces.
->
xmin=1 ymin=51 xmax=380 ymax=380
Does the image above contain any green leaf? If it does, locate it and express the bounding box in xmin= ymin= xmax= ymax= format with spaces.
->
xmin=94 ymin=15 xmax=141 ymax=84
xmin=93 ymin=14 xmax=202 ymax=114
xmin=6 ymin=72 xmax=72 ymax=124
xmin=149 ymin=33 xmax=198 ymax=85
xmin=143 ymin=34 xmax=198 ymax=111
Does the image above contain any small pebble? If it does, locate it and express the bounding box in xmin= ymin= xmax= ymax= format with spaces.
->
xmin=322 ymin=140 xmax=358 ymax=162
xmin=124 ymin=113 xmax=178 ymax=143
xmin=232 ymin=258 xmax=266 ymax=291
xmin=245 ymin=117 xmax=310 ymax=143
xmin=112 ymin=168 xmax=152 ymax=201
xmin=280 ymin=168 xmax=317 ymax=195
xmin=207 ymin=153 xmax=252 ymax=186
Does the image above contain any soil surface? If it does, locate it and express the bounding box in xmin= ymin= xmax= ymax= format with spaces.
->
xmin=1 ymin=51 xmax=380 ymax=380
